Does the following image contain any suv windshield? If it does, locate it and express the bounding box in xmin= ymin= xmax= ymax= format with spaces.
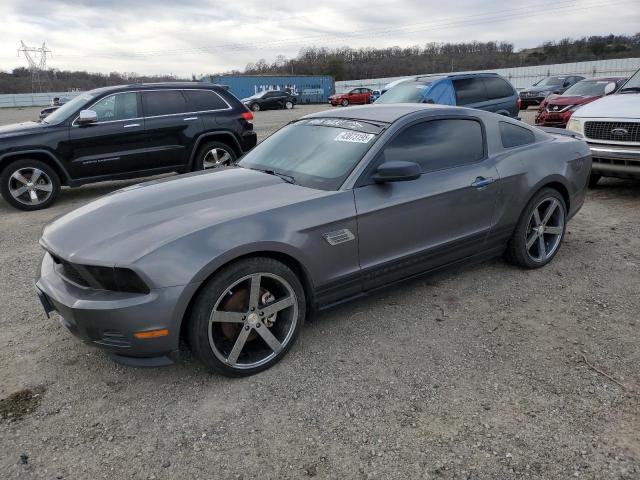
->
xmin=619 ymin=69 xmax=640 ymax=93
xmin=534 ymin=76 xmax=567 ymax=87
xmin=376 ymin=82 xmax=432 ymax=103
xmin=563 ymin=80 xmax=614 ymax=96
xmin=238 ymin=118 xmax=385 ymax=190
xmin=42 ymin=92 xmax=95 ymax=124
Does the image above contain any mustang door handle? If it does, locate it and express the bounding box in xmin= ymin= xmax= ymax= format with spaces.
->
xmin=471 ymin=177 xmax=496 ymax=189
xmin=123 ymin=123 xmax=140 ymax=128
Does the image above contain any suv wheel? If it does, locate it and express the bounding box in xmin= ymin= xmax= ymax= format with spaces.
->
xmin=284 ymin=100 xmax=294 ymax=110
xmin=250 ymin=103 xmax=260 ymax=112
xmin=194 ymin=141 xmax=237 ymax=170
xmin=187 ymin=257 xmax=306 ymax=377
xmin=505 ymin=188 xmax=567 ymax=269
xmin=0 ymin=159 xmax=60 ymax=211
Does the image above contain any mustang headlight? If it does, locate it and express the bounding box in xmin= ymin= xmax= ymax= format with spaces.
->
xmin=566 ymin=118 xmax=583 ymax=135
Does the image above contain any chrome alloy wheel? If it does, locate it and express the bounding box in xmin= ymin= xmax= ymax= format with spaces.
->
xmin=208 ymin=273 xmax=298 ymax=370
xmin=202 ymin=148 xmax=233 ymax=169
xmin=525 ymin=197 xmax=565 ymax=263
xmin=8 ymin=167 xmax=54 ymax=206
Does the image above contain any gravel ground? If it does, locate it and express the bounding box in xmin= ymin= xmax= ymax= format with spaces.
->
xmin=0 ymin=104 xmax=638 ymax=479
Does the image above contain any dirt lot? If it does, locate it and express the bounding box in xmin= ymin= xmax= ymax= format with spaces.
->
xmin=0 ymin=105 xmax=638 ymax=479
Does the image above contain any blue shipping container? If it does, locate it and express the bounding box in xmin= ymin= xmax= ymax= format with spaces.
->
xmin=202 ymin=75 xmax=334 ymax=104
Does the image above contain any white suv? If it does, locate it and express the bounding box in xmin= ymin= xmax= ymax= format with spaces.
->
xmin=567 ymin=68 xmax=640 ymax=186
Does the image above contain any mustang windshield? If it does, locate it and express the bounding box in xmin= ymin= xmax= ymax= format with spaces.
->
xmin=239 ymin=119 xmax=385 ymax=190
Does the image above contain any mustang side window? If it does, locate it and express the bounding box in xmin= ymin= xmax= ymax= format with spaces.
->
xmin=382 ymin=119 xmax=484 ymax=173
xmin=499 ymin=121 xmax=535 ymax=148
xmin=91 ymin=92 xmax=138 ymax=122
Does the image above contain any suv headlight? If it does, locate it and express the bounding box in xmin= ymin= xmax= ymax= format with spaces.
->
xmin=566 ymin=118 xmax=583 ymax=135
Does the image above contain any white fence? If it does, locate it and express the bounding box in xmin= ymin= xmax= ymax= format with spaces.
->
xmin=335 ymin=57 xmax=640 ymax=93
xmin=0 ymin=91 xmax=82 ymax=108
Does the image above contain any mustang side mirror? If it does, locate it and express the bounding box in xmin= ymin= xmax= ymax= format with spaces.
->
xmin=604 ymin=82 xmax=617 ymax=95
xmin=372 ymin=161 xmax=421 ymax=183
xmin=77 ymin=109 xmax=98 ymax=126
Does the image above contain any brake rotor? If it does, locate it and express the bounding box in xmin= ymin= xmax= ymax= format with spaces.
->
xmin=219 ymin=287 xmax=277 ymax=340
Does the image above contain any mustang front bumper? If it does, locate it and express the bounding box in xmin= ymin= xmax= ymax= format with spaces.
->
xmin=35 ymin=252 xmax=198 ymax=366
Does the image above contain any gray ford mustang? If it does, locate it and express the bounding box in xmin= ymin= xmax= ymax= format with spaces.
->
xmin=35 ymin=104 xmax=591 ymax=376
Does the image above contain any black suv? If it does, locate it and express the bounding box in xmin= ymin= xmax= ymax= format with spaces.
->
xmin=0 ymin=82 xmax=257 ymax=210
xmin=240 ymin=90 xmax=297 ymax=112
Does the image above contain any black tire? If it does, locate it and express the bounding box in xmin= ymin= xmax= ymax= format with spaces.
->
xmin=505 ymin=187 xmax=567 ymax=269
xmin=250 ymin=102 xmax=260 ymax=112
xmin=588 ymin=173 xmax=601 ymax=188
xmin=187 ymin=257 xmax=306 ymax=377
xmin=519 ymin=104 xmax=528 ymax=110
xmin=193 ymin=141 xmax=237 ymax=171
xmin=341 ymin=99 xmax=349 ymax=107
xmin=0 ymin=158 xmax=60 ymax=211
xmin=284 ymin=100 xmax=294 ymax=110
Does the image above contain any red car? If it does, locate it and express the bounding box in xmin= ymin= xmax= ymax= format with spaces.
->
xmin=535 ymin=77 xmax=627 ymax=128
xmin=329 ymin=88 xmax=373 ymax=106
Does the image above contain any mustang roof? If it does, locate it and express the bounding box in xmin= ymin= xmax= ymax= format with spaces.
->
xmin=304 ymin=104 xmax=470 ymax=123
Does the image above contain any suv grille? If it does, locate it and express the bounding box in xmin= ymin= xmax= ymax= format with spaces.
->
xmin=584 ymin=121 xmax=640 ymax=143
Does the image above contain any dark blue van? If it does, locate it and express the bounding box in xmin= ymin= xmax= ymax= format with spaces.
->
xmin=376 ymin=73 xmax=520 ymax=118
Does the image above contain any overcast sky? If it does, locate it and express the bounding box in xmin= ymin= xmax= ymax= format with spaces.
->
xmin=1 ymin=0 xmax=638 ymax=77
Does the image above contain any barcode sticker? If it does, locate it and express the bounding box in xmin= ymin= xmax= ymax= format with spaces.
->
xmin=334 ymin=131 xmax=375 ymax=143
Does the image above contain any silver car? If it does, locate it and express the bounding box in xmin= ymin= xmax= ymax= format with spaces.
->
xmin=35 ymin=104 xmax=591 ymax=376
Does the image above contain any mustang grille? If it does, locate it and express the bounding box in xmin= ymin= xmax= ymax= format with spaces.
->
xmin=51 ymin=255 xmax=90 ymax=287
xmin=584 ymin=121 xmax=640 ymax=143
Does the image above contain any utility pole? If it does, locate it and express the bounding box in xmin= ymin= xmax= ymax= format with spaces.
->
xmin=18 ymin=41 xmax=52 ymax=93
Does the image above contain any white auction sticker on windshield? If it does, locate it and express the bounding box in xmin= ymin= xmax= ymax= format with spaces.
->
xmin=334 ymin=131 xmax=375 ymax=143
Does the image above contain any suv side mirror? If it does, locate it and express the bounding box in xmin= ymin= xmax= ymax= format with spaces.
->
xmin=604 ymin=82 xmax=617 ymax=95
xmin=77 ymin=109 xmax=97 ymax=126
xmin=372 ymin=161 xmax=421 ymax=183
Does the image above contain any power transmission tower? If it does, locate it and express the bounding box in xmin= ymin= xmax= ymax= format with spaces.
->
xmin=17 ymin=41 xmax=52 ymax=93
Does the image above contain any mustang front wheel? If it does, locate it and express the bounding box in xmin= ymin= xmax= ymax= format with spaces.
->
xmin=187 ymin=257 xmax=305 ymax=376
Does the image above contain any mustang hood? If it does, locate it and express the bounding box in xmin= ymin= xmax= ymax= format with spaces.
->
xmin=572 ymin=93 xmax=640 ymax=118
xmin=41 ymin=168 xmax=330 ymax=265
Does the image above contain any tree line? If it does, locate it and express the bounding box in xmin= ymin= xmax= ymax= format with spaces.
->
xmin=237 ymin=34 xmax=640 ymax=81
xmin=0 ymin=69 xmax=189 ymax=94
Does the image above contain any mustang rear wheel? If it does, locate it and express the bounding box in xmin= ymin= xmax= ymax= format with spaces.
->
xmin=505 ymin=188 xmax=567 ymax=269
xmin=187 ymin=257 xmax=305 ymax=377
